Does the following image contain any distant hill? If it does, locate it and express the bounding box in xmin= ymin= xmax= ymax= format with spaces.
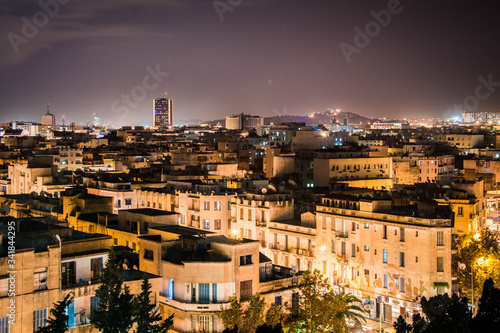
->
xmin=182 ymin=112 xmax=373 ymax=127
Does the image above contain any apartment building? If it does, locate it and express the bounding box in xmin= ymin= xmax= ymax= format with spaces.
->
xmin=313 ymin=148 xmax=393 ymax=189
xmin=392 ymin=154 xmax=455 ymax=185
xmin=231 ymin=187 xmax=453 ymax=324
xmin=136 ymin=185 xmax=233 ymax=236
xmin=139 ymin=229 xmax=301 ymax=333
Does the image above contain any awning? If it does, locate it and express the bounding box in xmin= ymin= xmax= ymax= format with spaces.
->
xmin=433 ymin=282 xmax=449 ymax=288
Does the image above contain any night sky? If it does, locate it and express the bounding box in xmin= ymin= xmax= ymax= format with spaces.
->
xmin=1 ymin=0 xmax=500 ymax=127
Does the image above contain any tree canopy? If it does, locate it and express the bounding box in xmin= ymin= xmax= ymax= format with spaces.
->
xmin=455 ymin=229 xmax=500 ymax=302
xmin=134 ymin=275 xmax=174 ymax=333
xmin=285 ymin=270 xmax=365 ymax=333
xmin=92 ymin=248 xmax=135 ymax=333
xmin=39 ymin=293 xmax=74 ymax=333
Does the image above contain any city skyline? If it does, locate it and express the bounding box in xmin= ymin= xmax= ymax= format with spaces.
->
xmin=1 ymin=0 xmax=500 ymax=127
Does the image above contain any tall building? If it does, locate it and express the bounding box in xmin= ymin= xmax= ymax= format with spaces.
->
xmin=41 ymin=103 xmax=55 ymax=126
xmin=225 ymin=113 xmax=263 ymax=130
xmin=153 ymin=97 xmax=173 ymax=127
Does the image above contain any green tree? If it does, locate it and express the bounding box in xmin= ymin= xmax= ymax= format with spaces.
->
xmin=220 ymin=296 xmax=243 ymax=331
xmin=284 ymin=270 xmax=365 ymax=333
xmin=243 ymin=294 xmax=266 ymax=333
xmin=92 ymin=247 xmax=134 ymax=333
xmin=39 ymin=293 xmax=74 ymax=333
xmin=264 ymin=303 xmax=283 ymax=329
xmin=134 ymin=275 xmax=174 ymax=333
xmin=471 ymin=278 xmax=500 ymax=333
xmin=455 ymin=229 xmax=500 ymax=303
xmin=393 ymin=315 xmax=412 ymax=333
xmin=420 ymin=293 xmax=471 ymax=333
xmin=220 ymin=293 xmax=266 ymax=333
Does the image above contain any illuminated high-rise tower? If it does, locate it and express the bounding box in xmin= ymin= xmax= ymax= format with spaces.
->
xmin=153 ymin=95 xmax=173 ymax=127
xmin=41 ymin=103 xmax=56 ymax=126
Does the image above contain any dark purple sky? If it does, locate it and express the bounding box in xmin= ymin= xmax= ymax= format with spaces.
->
xmin=1 ymin=0 xmax=500 ymax=127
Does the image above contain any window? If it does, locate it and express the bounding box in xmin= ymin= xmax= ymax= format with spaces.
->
xmin=383 ymin=249 xmax=387 ymax=263
xmin=383 ymin=225 xmax=387 ymax=239
xmin=117 ymin=199 xmax=121 ymax=208
xmin=400 ymin=228 xmax=405 ymax=242
xmin=400 ymin=252 xmax=405 ymax=267
xmin=33 ymin=308 xmax=48 ymax=332
xmin=240 ymin=255 xmax=253 ymax=266
xmin=351 ymin=243 xmax=356 ymax=257
xmin=33 ymin=268 xmax=48 ymax=291
xmin=203 ymin=220 xmax=210 ymax=230
xmin=400 ymin=277 xmax=405 ymax=293
xmin=292 ymin=292 xmax=298 ymax=312
xmin=215 ymin=201 xmax=221 ymax=211
xmin=322 ymin=217 xmax=326 ymax=230
xmin=374 ymin=226 xmax=377 ymax=232
xmin=364 ymin=223 xmax=369 ymax=229
xmin=240 ymin=208 xmax=244 ymax=219
xmin=437 ymin=231 xmax=444 ymax=246
xmin=168 ymin=279 xmax=174 ymax=299
xmin=383 ymin=274 xmax=388 ymax=288
xmin=458 ymin=207 xmax=463 ymax=216
xmin=240 ymin=280 xmax=252 ymax=300
xmin=364 ymin=245 xmax=369 ymax=251
xmin=125 ymin=199 xmax=132 ymax=206
xmin=275 ymin=296 xmax=282 ymax=306
xmin=199 ymin=283 xmax=210 ymax=304
xmin=437 ymin=257 xmax=444 ymax=272
xmin=0 ymin=316 xmax=9 ymax=333
xmin=416 ymin=231 xmax=418 ymax=237
xmin=204 ymin=201 xmax=210 ymax=210
xmin=212 ymin=283 xmax=217 ymax=302
xmin=91 ymin=258 xmax=103 ymax=281
xmin=331 ymin=240 xmax=336 ymax=253
xmin=199 ymin=315 xmax=210 ymax=331
xmin=90 ymin=296 xmax=99 ymax=321
xmin=352 ymin=222 xmax=356 ymax=231
xmin=215 ymin=219 xmax=221 ymax=230
xmin=144 ymin=249 xmax=154 ymax=260
xmin=416 ymin=256 xmax=418 ymax=262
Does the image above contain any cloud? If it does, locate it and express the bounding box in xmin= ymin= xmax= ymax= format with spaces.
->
xmin=0 ymin=0 xmax=180 ymax=66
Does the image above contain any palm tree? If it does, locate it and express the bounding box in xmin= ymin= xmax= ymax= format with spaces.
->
xmin=334 ymin=293 xmax=366 ymax=332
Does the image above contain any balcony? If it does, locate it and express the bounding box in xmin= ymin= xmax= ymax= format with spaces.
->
xmin=336 ymin=231 xmax=349 ymax=238
xmin=159 ymin=293 xmax=231 ymax=312
xmin=256 ymin=221 xmax=267 ymax=227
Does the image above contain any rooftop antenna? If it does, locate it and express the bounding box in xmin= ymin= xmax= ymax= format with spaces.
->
xmin=46 ymin=103 xmax=50 ymax=114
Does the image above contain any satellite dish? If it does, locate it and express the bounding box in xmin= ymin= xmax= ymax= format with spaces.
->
xmin=0 ymin=206 xmax=10 ymax=216
xmin=268 ymin=184 xmax=277 ymax=192
xmin=291 ymin=266 xmax=298 ymax=275
xmin=288 ymin=180 xmax=297 ymax=187
xmin=261 ymin=188 xmax=268 ymax=194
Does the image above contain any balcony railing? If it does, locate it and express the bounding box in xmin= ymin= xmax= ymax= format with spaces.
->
xmin=336 ymin=231 xmax=349 ymax=238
